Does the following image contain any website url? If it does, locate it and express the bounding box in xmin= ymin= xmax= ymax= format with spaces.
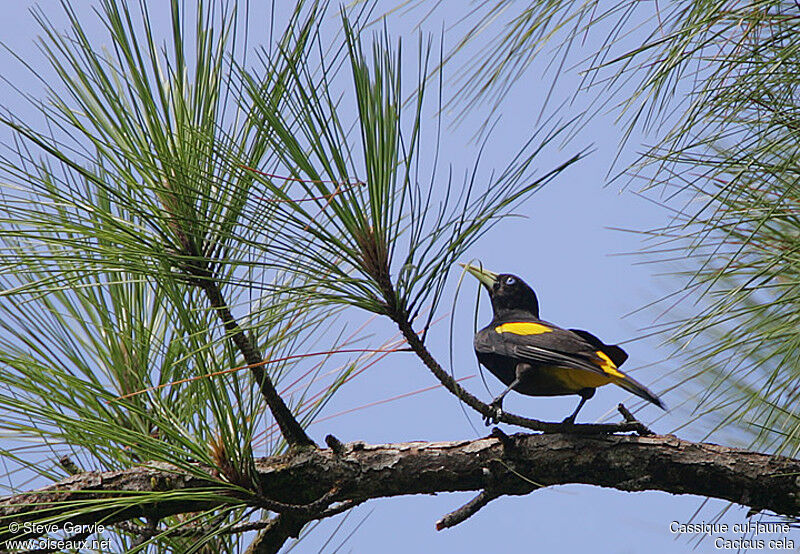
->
xmin=4 ymin=538 xmax=112 ymax=551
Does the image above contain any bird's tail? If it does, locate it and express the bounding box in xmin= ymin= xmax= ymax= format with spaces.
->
xmin=615 ymin=374 xmax=666 ymax=410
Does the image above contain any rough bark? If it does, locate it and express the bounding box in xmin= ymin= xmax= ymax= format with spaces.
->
xmin=2 ymin=432 xmax=798 ymax=545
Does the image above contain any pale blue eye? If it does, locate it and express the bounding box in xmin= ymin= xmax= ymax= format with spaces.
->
xmin=505 ymin=276 xmax=516 ymax=286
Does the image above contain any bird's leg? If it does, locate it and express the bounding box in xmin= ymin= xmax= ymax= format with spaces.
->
xmin=561 ymin=397 xmax=587 ymax=425
xmin=484 ymin=379 xmax=517 ymax=426
xmin=561 ymin=387 xmax=595 ymax=425
xmin=484 ymin=363 xmax=534 ymax=426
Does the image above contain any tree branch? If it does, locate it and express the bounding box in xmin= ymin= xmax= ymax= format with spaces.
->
xmin=243 ymin=514 xmax=304 ymax=554
xmin=3 ymin=433 xmax=798 ymax=546
xmin=435 ymin=489 xmax=501 ymax=530
xmin=198 ymin=278 xmax=315 ymax=447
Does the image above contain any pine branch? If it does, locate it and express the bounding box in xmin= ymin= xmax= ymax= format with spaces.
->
xmin=3 ymin=433 xmax=798 ymax=550
xmin=197 ymin=277 xmax=315 ymax=448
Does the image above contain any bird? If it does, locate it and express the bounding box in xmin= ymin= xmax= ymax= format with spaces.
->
xmin=462 ymin=263 xmax=665 ymax=425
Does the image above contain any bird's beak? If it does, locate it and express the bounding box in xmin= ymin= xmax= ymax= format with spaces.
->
xmin=459 ymin=263 xmax=499 ymax=290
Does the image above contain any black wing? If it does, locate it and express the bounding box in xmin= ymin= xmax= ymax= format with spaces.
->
xmin=475 ymin=324 xmax=614 ymax=376
xmin=569 ymin=328 xmax=628 ymax=367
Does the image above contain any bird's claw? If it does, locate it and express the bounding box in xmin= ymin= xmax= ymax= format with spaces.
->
xmin=483 ymin=402 xmax=503 ymax=426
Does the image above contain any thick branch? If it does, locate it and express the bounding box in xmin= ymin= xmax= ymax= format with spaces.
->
xmin=3 ymin=433 xmax=799 ymax=544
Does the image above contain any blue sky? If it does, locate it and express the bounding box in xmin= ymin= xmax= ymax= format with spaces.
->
xmin=0 ymin=2 xmax=794 ymax=553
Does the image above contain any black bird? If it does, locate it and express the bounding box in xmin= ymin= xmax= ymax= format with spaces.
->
xmin=462 ymin=263 xmax=665 ymax=424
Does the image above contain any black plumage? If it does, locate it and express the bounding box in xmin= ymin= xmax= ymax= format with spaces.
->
xmin=463 ymin=264 xmax=665 ymax=424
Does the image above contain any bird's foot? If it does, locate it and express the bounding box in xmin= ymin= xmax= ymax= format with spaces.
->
xmin=483 ymin=401 xmax=503 ymax=426
xmin=560 ymin=414 xmax=577 ymax=425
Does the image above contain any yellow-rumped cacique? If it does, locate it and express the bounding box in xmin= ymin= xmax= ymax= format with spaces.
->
xmin=462 ymin=263 xmax=665 ymax=425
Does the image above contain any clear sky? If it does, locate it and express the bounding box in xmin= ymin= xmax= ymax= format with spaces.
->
xmin=0 ymin=2 xmax=794 ymax=553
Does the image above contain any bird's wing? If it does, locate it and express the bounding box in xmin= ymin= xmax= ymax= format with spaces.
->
xmin=568 ymin=328 xmax=628 ymax=366
xmin=475 ymin=319 xmax=665 ymax=408
xmin=475 ymin=323 xmax=618 ymax=377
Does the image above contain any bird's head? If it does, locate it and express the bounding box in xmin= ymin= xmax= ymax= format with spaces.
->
xmin=461 ymin=263 xmax=540 ymax=319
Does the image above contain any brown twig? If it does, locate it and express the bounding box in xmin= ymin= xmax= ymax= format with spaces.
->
xmin=436 ymin=489 xmax=501 ymax=531
xmin=617 ymin=403 xmax=655 ymax=436
xmin=325 ymin=434 xmax=346 ymax=456
xmin=198 ymin=278 xmax=315 ymax=448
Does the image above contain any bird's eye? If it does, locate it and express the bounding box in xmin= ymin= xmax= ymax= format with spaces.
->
xmin=505 ymin=276 xmax=516 ymax=286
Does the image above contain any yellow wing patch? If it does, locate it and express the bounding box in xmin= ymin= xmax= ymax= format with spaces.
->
xmin=494 ymin=322 xmax=553 ymax=335
xmin=595 ymin=350 xmax=625 ymax=379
